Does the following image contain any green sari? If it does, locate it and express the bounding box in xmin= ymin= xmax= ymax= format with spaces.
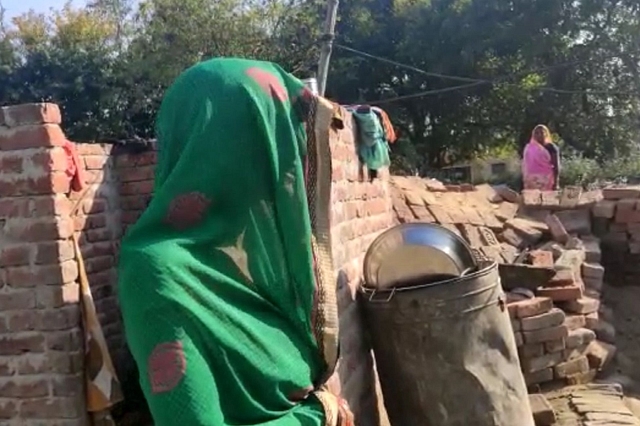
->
xmin=117 ymin=58 xmax=350 ymax=426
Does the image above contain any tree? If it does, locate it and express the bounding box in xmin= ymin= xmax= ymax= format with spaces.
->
xmin=329 ymin=0 xmax=640 ymax=173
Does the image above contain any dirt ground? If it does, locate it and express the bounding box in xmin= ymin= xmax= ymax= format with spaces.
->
xmin=602 ymin=285 xmax=640 ymax=392
xmin=600 ymin=283 xmax=640 ymax=418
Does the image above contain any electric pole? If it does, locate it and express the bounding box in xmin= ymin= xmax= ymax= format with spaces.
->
xmin=317 ymin=0 xmax=339 ymax=97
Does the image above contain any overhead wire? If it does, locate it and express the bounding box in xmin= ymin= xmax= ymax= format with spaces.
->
xmin=333 ymin=43 xmax=640 ymax=104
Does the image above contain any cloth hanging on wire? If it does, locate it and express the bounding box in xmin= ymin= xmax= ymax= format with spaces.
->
xmin=346 ymin=105 xmax=391 ymax=171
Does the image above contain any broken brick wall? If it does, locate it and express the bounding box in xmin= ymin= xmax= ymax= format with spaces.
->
xmin=0 ymin=104 xmax=87 ymax=425
xmin=1 ymin=102 xmax=392 ymax=425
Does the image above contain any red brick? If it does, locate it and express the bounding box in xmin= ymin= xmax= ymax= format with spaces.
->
xmin=0 ymin=289 xmax=36 ymax=310
xmin=120 ymin=165 xmax=155 ymax=182
xmin=523 ymin=325 xmax=569 ymax=344
xmin=84 ymin=228 xmax=113 ymax=243
xmin=536 ymin=284 xmax=583 ymax=302
xmin=582 ymin=263 xmax=604 ymax=280
xmin=494 ymin=185 xmax=519 ymax=203
xmin=564 ymin=315 xmax=586 ymax=330
xmin=19 ymin=396 xmax=83 ymax=419
xmin=6 ymin=217 xmax=74 ymax=242
xmin=546 ymin=269 xmax=577 ymax=288
xmin=85 ymin=256 xmax=114 ymax=274
xmin=0 ymin=378 xmax=49 ymax=398
xmin=522 ymin=190 xmax=542 ymax=206
xmin=519 ymin=343 xmax=544 ymax=358
xmin=1 ymin=103 xmax=61 ymax=126
xmin=83 ymin=155 xmax=110 ymax=170
xmin=521 ymin=308 xmax=565 ymax=331
xmin=80 ymin=241 xmax=114 ymax=260
xmin=37 ymin=306 xmax=80 ymax=331
xmin=0 ymin=172 xmax=70 ymax=197
xmin=555 ymin=209 xmax=591 ymax=235
xmin=586 ymin=340 xmax=616 ymax=370
xmin=545 ymin=214 xmax=569 ymax=243
xmin=560 ymin=297 xmax=599 ymax=315
xmin=82 ymin=198 xmax=107 ymax=215
xmin=35 ymin=283 xmax=80 ymax=308
xmin=120 ymin=179 xmax=154 ymax=196
xmin=0 ymin=123 xmax=66 ymax=150
xmin=31 ymin=147 xmax=69 ymax=172
xmin=592 ymin=200 xmax=616 ymax=218
xmin=529 ymin=250 xmax=554 ymax=267
xmin=0 ymin=195 xmax=73 ymax=218
xmin=35 ymin=240 xmax=75 ymax=264
xmin=76 ymin=143 xmax=111 ymax=156
xmin=115 ymin=151 xmax=157 ymax=168
xmin=4 ymin=260 xmax=78 ymax=287
xmin=565 ymin=369 xmax=597 ymax=385
xmin=0 ymin=152 xmax=24 ymax=174
xmin=529 ymin=394 xmax=556 ymax=426
xmin=6 ymin=311 xmax=39 ymax=332
xmin=74 ymin=214 xmax=108 ymax=232
xmin=541 ymin=191 xmax=560 ymax=208
xmin=554 ymin=356 xmax=589 ymax=378
xmin=563 ymin=343 xmax=589 ymax=361
xmin=52 ymin=374 xmax=83 ymax=397
xmin=566 ymin=328 xmax=596 ymax=349
xmin=509 ymin=297 xmax=553 ymax=318
xmin=0 ymin=245 xmax=31 ymax=267
xmin=0 ymin=333 xmax=45 ymax=355
xmin=525 ymin=368 xmax=553 ymax=386
xmin=0 ymin=400 xmax=18 ymax=419
xmin=603 ymin=187 xmax=640 ymax=200
xmin=544 ymin=338 xmax=566 ymax=353
xmin=46 ymin=328 xmax=83 ymax=351
xmin=521 ymin=352 xmax=563 ymax=373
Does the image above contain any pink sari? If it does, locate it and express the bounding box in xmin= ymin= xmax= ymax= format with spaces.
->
xmin=522 ymin=140 xmax=555 ymax=190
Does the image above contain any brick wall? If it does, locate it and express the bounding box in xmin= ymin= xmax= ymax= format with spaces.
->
xmin=0 ymin=103 xmax=392 ymax=425
xmin=0 ymin=104 xmax=87 ymax=425
xmin=328 ymin=111 xmax=393 ymax=425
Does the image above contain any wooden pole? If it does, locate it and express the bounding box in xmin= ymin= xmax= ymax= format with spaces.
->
xmin=317 ymin=0 xmax=339 ymax=97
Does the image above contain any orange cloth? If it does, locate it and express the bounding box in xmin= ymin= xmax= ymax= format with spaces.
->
xmin=62 ymin=140 xmax=86 ymax=192
xmin=371 ymin=107 xmax=397 ymax=143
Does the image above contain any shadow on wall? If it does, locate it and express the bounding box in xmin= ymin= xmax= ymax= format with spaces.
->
xmin=72 ymin=141 xmax=155 ymax=424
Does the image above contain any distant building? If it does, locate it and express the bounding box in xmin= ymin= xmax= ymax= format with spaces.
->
xmin=438 ymin=156 xmax=520 ymax=184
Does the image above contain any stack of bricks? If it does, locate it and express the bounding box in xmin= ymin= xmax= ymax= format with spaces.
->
xmin=595 ymin=186 xmax=640 ymax=286
xmin=0 ymin=104 xmax=87 ymax=424
xmin=508 ymin=245 xmax=616 ymax=389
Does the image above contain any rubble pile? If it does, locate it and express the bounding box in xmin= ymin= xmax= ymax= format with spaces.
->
xmin=389 ymin=177 xmax=617 ymax=389
xmin=595 ymin=186 xmax=640 ymax=286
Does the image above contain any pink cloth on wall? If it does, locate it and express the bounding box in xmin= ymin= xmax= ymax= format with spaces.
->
xmin=62 ymin=140 xmax=86 ymax=192
xmin=522 ymin=140 xmax=554 ymax=190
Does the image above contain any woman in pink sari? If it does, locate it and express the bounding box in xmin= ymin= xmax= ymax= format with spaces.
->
xmin=522 ymin=124 xmax=560 ymax=190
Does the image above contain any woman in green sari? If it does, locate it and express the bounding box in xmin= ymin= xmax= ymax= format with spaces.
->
xmin=117 ymin=58 xmax=352 ymax=426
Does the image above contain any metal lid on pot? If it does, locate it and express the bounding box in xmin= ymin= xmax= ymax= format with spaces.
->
xmin=363 ymin=223 xmax=477 ymax=290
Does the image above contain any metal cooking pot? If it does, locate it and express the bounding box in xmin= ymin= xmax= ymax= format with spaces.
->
xmin=363 ymin=223 xmax=477 ymax=290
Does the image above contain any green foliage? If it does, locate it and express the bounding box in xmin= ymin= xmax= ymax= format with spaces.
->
xmin=0 ymin=0 xmax=638 ymax=172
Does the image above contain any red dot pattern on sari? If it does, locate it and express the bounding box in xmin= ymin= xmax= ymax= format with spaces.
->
xmin=148 ymin=341 xmax=187 ymax=394
xmin=165 ymin=192 xmax=211 ymax=230
xmin=246 ymin=67 xmax=289 ymax=102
